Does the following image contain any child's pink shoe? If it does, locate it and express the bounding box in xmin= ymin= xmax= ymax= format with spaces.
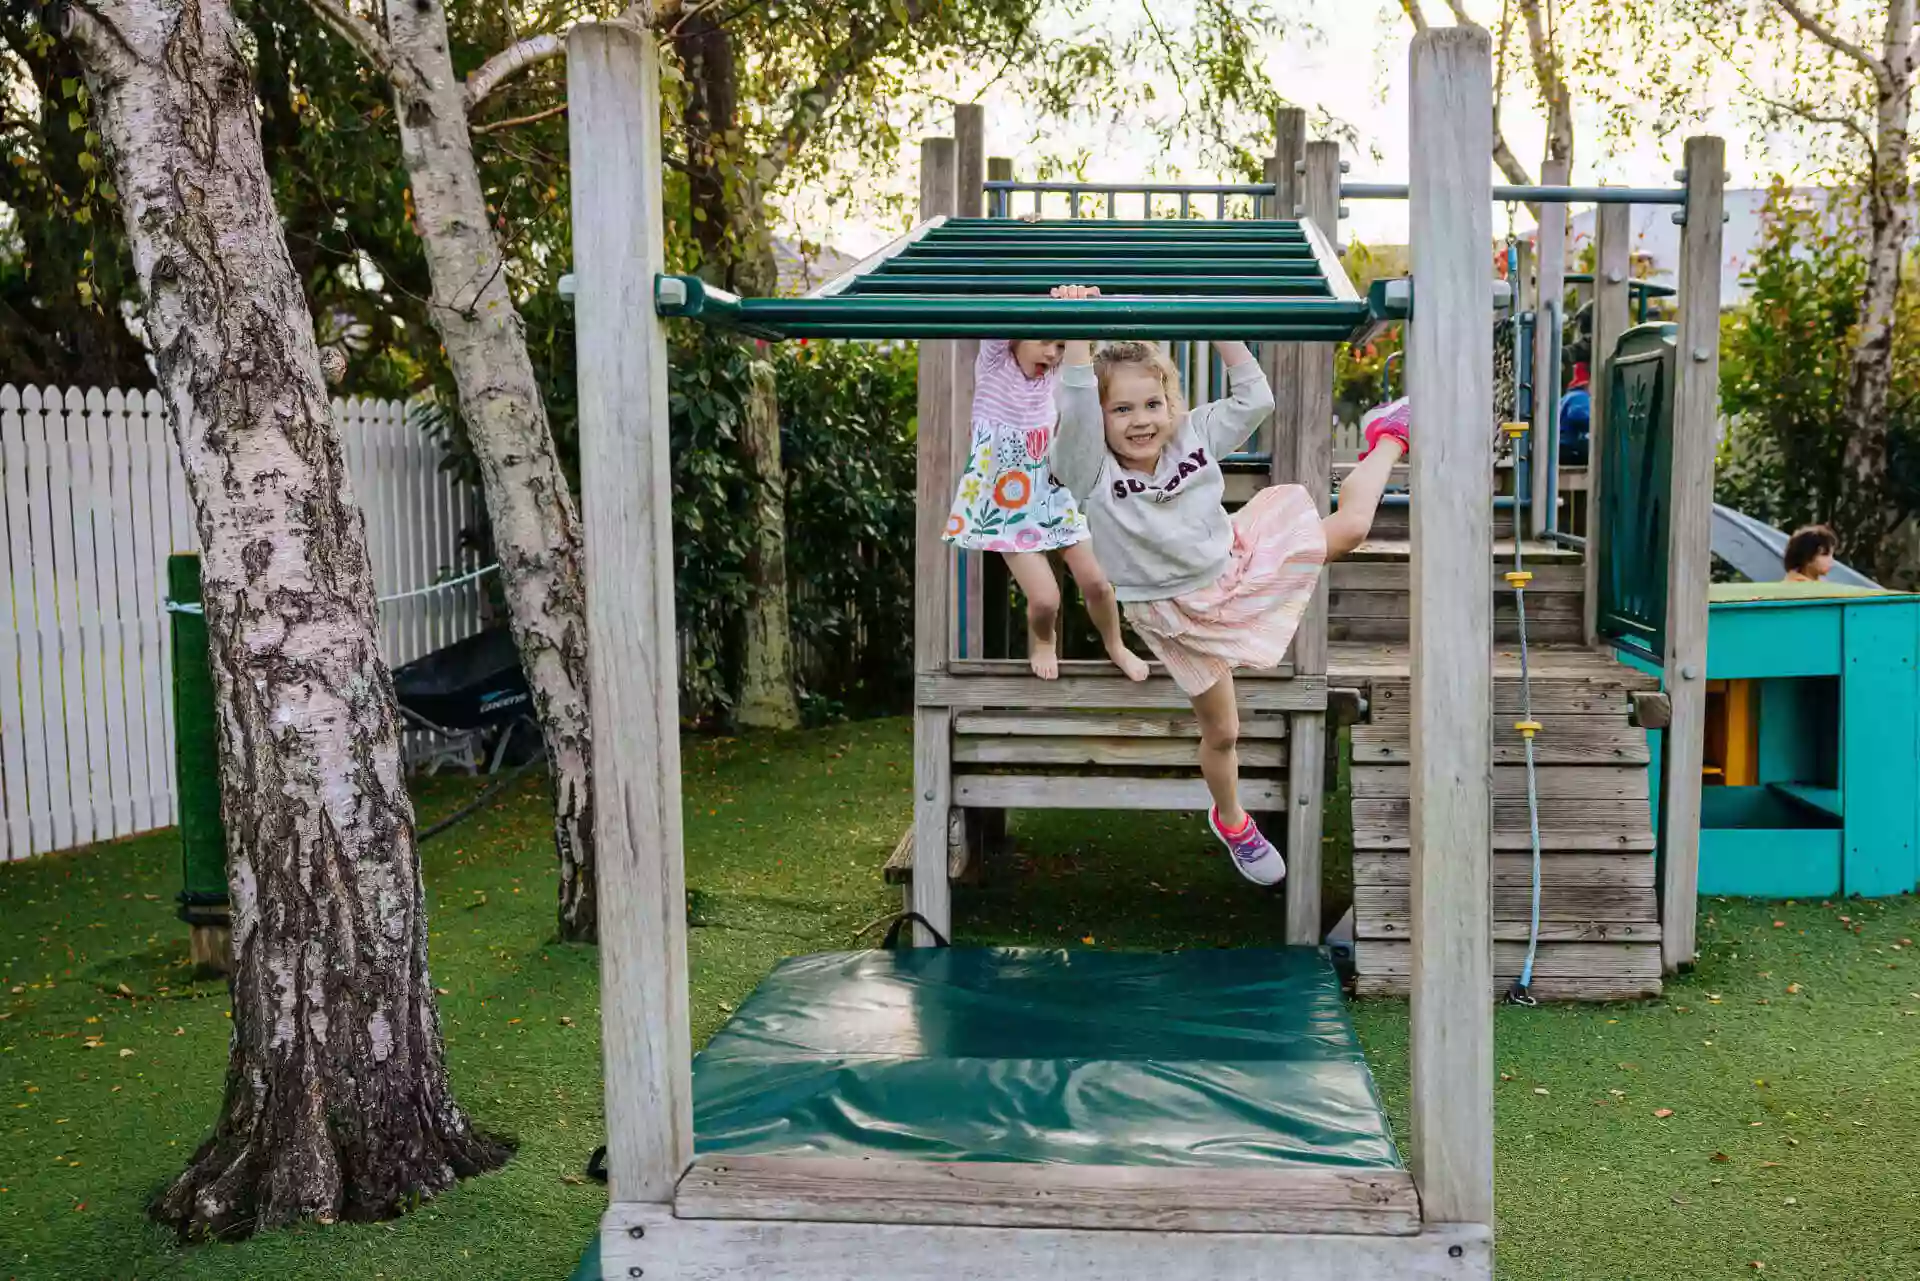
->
xmin=1208 ymin=807 xmax=1285 ymax=887
xmin=1361 ymin=398 xmax=1411 ymax=460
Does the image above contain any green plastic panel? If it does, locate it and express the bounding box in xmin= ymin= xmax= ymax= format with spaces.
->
xmin=655 ymin=217 xmax=1367 ymax=342
xmin=168 ymin=554 xmax=226 ymax=910
xmin=692 ymin=946 xmax=1405 ymax=1171
xmin=1596 ymin=323 xmax=1677 ymax=660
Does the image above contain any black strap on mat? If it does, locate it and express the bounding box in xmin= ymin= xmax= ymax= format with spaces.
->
xmin=880 ymin=912 xmax=951 ymax=950
xmin=586 ymin=1145 xmax=608 ymax=1183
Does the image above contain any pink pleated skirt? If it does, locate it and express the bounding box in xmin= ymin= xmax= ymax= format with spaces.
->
xmin=1123 ymin=485 xmax=1327 ymax=697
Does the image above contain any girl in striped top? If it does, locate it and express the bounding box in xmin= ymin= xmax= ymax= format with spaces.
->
xmin=943 ymin=338 xmax=1150 ymax=680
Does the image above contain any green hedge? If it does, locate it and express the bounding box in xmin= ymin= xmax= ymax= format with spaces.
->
xmin=667 ymin=334 xmax=918 ymax=725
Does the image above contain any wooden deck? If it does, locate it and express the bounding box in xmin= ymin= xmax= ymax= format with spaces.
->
xmin=1331 ymin=641 xmax=1665 ymax=1001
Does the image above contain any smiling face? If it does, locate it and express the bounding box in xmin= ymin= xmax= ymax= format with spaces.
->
xmin=1010 ymin=339 xmax=1067 ymax=379
xmin=1100 ymin=361 xmax=1178 ymax=471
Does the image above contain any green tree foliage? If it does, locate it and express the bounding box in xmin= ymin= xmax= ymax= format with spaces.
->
xmin=668 ymin=335 xmax=918 ymax=725
xmin=1717 ymin=182 xmax=1920 ymax=586
xmin=0 ymin=0 xmax=148 ymax=385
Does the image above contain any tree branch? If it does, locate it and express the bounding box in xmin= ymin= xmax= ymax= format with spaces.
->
xmin=472 ymin=101 xmax=568 ymax=135
xmin=1771 ymin=0 xmax=1887 ymax=84
xmin=464 ymin=33 xmax=563 ymax=111
xmin=765 ymin=2 xmax=927 ymax=183
xmin=303 ymin=0 xmax=420 ymax=96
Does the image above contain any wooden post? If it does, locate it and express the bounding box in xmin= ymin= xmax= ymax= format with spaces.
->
xmin=1583 ymin=203 xmax=1632 ymax=644
xmin=567 ymin=22 xmax=692 ymax=1204
xmin=952 ymin=107 xmax=986 ymax=661
xmin=1660 ymin=137 xmax=1725 ymax=974
xmin=1263 ymin=107 xmax=1308 ymax=475
xmin=913 ymin=136 xmax=959 ymax=945
xmin=1281 ymin=138 xmax=1340 ymax=947
xmin=1530 ymin=157 xmax=1568 ymax=540
xmin=1406 ymin=24 xmax=1495 ymax=1230
xmin=987 ymin=156 xmax=1013 ymax=218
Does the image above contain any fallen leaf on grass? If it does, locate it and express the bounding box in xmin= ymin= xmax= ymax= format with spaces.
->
xmin=116 ymin=983 xmax=131 ymax=996
xmin=173 ymin=1027 xmax=184 ymax=1036
xmin=118 ymin=1048 xmax=133 ymax=1058
xmin=1784 ymin=1137 xmax=1799 ymax=1146
xmin=1711 ymin=1152 xmax=1731 ymax=1163
xmin=1773 ymin=921 xmax=1785 ymax=928
xmin=1786 ymin=983 xmax=1802 ymax=994
xmin=1533 ymin=1087 xmax=1550 ymax=1096
xmin=1670 ymin=1195 xmax=1689 ymax=1205
xmin=1609 ymin=1089 xmax=1628 ymax=1097
xmin=560 ymin=1174 xmax=586 ymax=1186
xmin=1500 ymin=1072 xmax=1513 ymax=1082
xmin=1783 ymin=1197 xmax=1798 ymax=1206
xmin=435 ymin=988 xmax=450 ymax=996
xmin=1750 ymin=1262 xmax=1765 ymax=1271
xmin=1654 ymin=1108 xmax=1675 ymax=1118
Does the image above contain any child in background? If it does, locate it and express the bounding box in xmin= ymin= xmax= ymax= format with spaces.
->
xmin=1049 ymin=286 xmax=1409 ymax=885
xmin=944 ymin=338 xmax=1150 ymax=681
xmin=1782 ymin=524 xmax=1837 ymax=582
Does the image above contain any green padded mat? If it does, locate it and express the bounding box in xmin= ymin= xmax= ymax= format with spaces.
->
xmin=693 ymin=946 xmax=1403 ymax=1171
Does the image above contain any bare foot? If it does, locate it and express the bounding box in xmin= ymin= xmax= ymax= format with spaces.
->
xmin=1029 ymin=643 xmax=1059 ymax=680
xmin=1110 ymin=647 xmax=1150 ymax=681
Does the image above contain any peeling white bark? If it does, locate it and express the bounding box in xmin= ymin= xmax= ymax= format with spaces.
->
xmin=66 ymin=0 xmax=506 ymax=1237
xmin=371 ymin=0 xmax=600 ymax=938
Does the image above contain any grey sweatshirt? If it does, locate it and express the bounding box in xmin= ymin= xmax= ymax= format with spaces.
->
xmin=1051 ymin=360 xmax=1277 ymax=602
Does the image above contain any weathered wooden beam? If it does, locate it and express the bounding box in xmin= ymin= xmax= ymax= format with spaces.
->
xmin=600 ymin=1202 xmax=1495 ymax=1281
xmin=951 ymin=106 xmax=986 ymax=660
xmin=1406 ymin=23 xmax=1496 ymax=1230
xmin=913 ymin=135 xmax=960 ymax=947
xmin=1529 ymin=155 xmax=1568 ymax=541
xmin=1661 ymin=137 xmax=1726 ymax=974
xmin=567 ymin=21 xmax=692 ymax=1204
xmin=675 ymin=1154 xmax=1422 ymax=1237
xmin=1585 ymin=202 xmax=1632 ymax=644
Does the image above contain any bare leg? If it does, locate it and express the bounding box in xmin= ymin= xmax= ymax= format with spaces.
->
xmin=1322 ymin=437 xmax=1406 ymax=561
xmin=1191 ymin=673 xmax=1244 ymax=827
xmin=1004 ymin=551 xmax=1063 ymax=680
xmin=1060 ymin=541 xmax=1150 ymax=681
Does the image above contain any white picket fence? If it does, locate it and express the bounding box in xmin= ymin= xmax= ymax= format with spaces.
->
xmin=0 ymin=385 xmax=485 ymax=861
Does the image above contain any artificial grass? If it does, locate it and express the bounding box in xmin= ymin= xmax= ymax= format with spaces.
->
xmin=2 ymin=717 xmax=1916 ymax=1279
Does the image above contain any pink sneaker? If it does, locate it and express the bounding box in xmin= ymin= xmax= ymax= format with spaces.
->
xmin=1361 ymin=398 xmax=1411 ymax=460
xmin=1208 ymin=808 xmax=1286 ymax=887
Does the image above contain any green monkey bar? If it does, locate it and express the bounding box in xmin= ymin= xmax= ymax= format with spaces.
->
xmin=654 ymin=216 xmax=1370 ymax=341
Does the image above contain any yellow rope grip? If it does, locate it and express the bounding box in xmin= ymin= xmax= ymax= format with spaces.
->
xmin=1505 ymin=570 xmax=1533 ymax=589
xmin=1501 ymin=421 xmax=1530 ymax=439
xmin=1514 ymin=720 xmax=1543 ymax=738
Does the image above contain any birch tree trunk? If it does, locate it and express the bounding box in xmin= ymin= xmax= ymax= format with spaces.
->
xmin=376 ymin=0 xmax=599 ymax=939
xmin=65 ymin=0 xmax=508 ymax=1236
xmin=1839 ymin=1 xmax=1917 ymax=572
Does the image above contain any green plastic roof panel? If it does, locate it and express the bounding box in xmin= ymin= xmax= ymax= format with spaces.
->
xmin=654 ymin=215 xmax=1368 ymax=341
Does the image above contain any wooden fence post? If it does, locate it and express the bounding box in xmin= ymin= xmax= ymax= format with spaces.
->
xmin=1263 ymin=107 xmax=1307 ymax=476
xmin=1531 ymin=157 xmax=1568 ymax=539
xmin=1584 ymin=203 xmax=1632 ymax=644
xmin=952 ymin=106 xmax=986 ymax=661
xmin=1282 ymin=138 xmax=1341 ymax=947
xmin=913 ymin=136 xmax=959 ymax=945
xmin=1661 ymin=137 xmax=1726 ymax=974
xmin=1407 ymin=23 xmax=1495 ymax=1230
xmin=567 ymin=21 xmax=692 ymax=1204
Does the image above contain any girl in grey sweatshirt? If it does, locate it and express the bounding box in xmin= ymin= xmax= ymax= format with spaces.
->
xmin=1050 ymin=287 xmax=1410 ymax=886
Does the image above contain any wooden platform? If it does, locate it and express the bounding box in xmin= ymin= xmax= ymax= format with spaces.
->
xmin=1331 ymin=641 xmax=1665 ymax=1001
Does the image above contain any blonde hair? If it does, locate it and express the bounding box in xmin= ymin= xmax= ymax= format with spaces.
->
xmin=1093 ymin=341 xmax=1187 ymax=420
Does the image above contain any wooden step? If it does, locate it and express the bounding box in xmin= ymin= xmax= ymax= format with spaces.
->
xmin=1329 ymin=562 xmax=1585 ymax=592
xmin=1352 ymin=796 xmax=1654 ymax=850
xmin=1345 ymin=538 xmax=1577 ymax=564
xmin=1349 ymin=764 xmax=1648 ymax=801
xmin=1353 ymin=941 xmax=1663 ymax=1000
xmin=1353 ymin=852 xmax=1658 ymax=923
xmin=1351 ymin=721 xmax=1651 ymax=766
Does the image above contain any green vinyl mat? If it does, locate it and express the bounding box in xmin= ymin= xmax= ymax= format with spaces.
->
xmin=692 ymin=945 xmax=1404 ymax=1171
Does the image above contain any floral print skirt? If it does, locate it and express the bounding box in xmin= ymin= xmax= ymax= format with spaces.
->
xmin=943 ymin=421 xmax=1088 ymax=553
